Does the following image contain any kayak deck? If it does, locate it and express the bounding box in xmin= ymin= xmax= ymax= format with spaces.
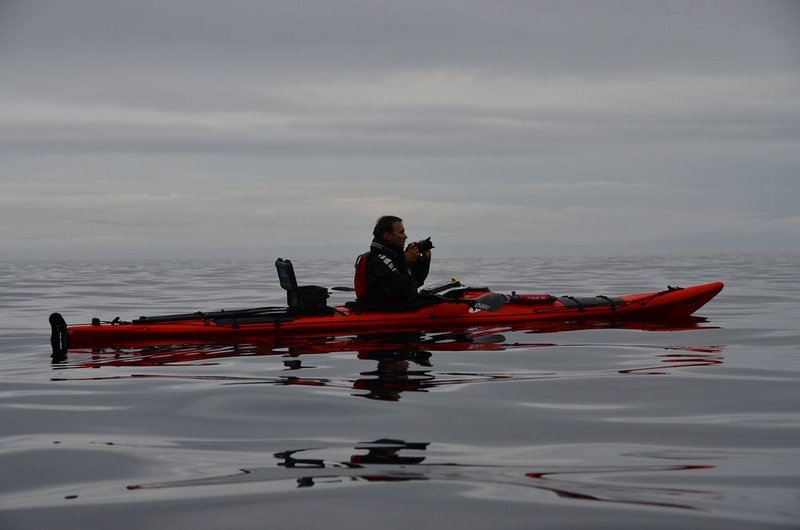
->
xmin=51 ymin=282 xmax=724 ymax=352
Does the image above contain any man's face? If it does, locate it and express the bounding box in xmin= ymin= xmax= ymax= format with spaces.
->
xmin=383 ymin=221 xmax=408 ymax=249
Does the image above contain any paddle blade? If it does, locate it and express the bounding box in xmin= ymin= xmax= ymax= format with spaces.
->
xmin=469 ymin=293 xmax=506 ymax=312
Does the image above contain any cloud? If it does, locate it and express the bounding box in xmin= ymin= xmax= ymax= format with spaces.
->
xmin=1 ymin=0 xmax=798 ymax=260
xmin=3 ymin=72 xmax=798 ymax=160
xmin=4 ymin=1 xmax=799 ymax=81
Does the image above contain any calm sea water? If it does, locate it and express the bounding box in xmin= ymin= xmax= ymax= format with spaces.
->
xmin=1 ymin=253 xmax=798 ymax=529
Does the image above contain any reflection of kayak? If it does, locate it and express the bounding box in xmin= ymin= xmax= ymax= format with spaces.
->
xmin=50 ymin=280 xmax=723 ymax=352
xmin=50 ymin=316 xmax=719 ymax=368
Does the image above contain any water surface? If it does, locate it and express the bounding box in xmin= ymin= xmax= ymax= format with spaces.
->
xmin=1 ymin=254 xmax=798 ymax=529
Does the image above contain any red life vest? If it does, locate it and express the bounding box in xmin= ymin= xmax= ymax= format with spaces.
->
xmin=354 ymin=252 xmax=370 ymax=301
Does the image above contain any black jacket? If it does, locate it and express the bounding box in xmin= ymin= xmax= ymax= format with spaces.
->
xmin=365 ymin=239 xmax=430 ymax=307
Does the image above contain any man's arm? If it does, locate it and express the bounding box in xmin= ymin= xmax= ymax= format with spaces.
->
xmin=411 ymin=254 xmax=430 ymax=287
xmin=370 ymin=255 xmax=420 ymax=305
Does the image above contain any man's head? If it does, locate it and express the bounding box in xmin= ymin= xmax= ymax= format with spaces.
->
xmin=373 ymin=215 xmax=407 ymax=249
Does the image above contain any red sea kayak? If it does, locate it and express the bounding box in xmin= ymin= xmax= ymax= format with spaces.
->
xmin=50 ymin=280 xmax=724 ymax=352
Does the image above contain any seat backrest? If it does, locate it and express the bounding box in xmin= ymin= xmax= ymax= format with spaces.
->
xmin=275 ymin=258 xmax=330 ymax=313
xmin=275 ymin=258 xmax=299 ymax=292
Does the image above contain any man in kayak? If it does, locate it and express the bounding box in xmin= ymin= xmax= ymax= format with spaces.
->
xmin=354 ymin=215 xmax=432 ymax=308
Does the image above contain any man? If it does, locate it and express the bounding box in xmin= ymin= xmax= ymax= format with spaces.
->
xmin=354 ymin=215 xmax=432 ymax=308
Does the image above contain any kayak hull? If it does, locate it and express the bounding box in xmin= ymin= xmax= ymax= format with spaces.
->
xmin=55 ymin=282 xmax=724 ymax=350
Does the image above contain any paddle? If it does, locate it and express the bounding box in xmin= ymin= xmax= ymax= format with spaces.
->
xmin=329 ymin=287 xmax=505 ymax=312
xmin=458 ymin=292 xmax=506 ymax=312
xmin=426 ymin=291 xmax=506 ymax=312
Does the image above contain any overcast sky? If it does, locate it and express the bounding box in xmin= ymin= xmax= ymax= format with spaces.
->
xmin=1 ymin=0 xmax=799 ymax=260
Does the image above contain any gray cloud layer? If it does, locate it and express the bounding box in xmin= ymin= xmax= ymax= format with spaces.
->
xmin=1 ymin=0 xmax=799 ymax=260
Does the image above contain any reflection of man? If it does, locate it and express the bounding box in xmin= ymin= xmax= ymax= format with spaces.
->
xmin=354 ymin=349 xmax=433 ymax=401
xmin=354 ymin=215 xmax=431 ymax=308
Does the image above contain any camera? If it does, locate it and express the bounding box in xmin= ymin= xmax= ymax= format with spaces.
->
xmin=414 ymin=237 xmax=434 ymax=252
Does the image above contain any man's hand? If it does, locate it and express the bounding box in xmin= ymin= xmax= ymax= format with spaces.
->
xmin=405 ymin=243 xmax=431 ymax=263
xmin=404 ymin=243 xmax=421 ymax=263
